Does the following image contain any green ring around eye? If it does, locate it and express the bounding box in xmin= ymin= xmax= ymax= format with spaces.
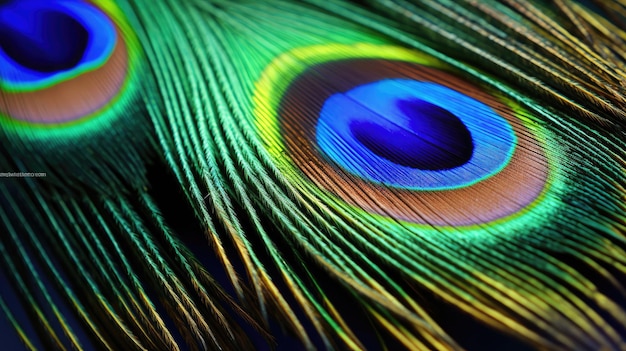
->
xmin=253 ymin=44 xmax=566 ymax=231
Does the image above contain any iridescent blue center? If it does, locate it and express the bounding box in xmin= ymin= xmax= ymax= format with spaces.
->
xmin=0 ymin=8 xmax=88 ymax=73
xmin=316 ymin=79 xmax=517 ymax=190
xmin=0 ymin=0 xmax=117 ymax=88
xmin=350 ymin=99 xmax=473 ymax=170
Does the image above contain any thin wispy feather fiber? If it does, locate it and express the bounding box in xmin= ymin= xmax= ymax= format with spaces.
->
xmin=0 ymin=0 xmax=625 ymax=350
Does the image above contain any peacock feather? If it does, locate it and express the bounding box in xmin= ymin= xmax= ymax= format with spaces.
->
xmin=0 ymin=0 xmax=625 ymax=350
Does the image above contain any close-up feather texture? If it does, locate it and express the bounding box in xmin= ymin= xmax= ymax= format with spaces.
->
xmin=0 ymin=0 xmax=625 ymax=350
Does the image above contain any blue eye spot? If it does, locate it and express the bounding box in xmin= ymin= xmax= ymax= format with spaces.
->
xmin=316 ymin=79 xmax=517 ymax=190
xmin=0 ymin=8 xmax=89 ymax=73
xmin=0 ymin=0 xmax=117 ymax=89
xmin=350 ymin=98 xmax=474 ymax=170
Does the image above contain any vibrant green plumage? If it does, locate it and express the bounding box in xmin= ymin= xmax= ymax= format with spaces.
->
xmin=0 ymin=0 xmax=625 ymax=350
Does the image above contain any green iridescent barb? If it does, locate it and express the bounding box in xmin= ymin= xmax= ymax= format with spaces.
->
xmin=0 ymin=0 xmax=625 ymax=350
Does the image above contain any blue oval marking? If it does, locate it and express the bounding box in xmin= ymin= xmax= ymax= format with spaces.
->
xmin=316 ymin=79 xmax=517 ymax=190
xmin=0 ymin=0 xmax=117 ymax=89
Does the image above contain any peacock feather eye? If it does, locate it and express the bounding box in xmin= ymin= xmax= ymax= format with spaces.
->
xmin=0 ymin=0 xmax=140 ymax=128
xmin=255 ymin=44 xmax=555 ymax=227
xmin=0 ymin=0 xmax=149 ymax=190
